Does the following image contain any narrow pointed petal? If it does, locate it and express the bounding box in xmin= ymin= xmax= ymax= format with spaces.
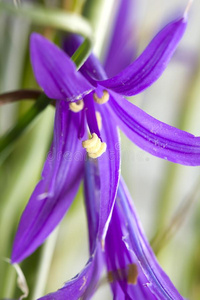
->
xmin=63 ymin=34 xmax=107 ymax=84
xmin=83 ymin=93 xmax=121 ymax=243
xmin=12 ymin=101 xmax=85 ymax=263
xmin=30 ymin=33 xmax=94 ymax=101
xmin=38 ymin=246 xmax=103 ymax=300
xmin=108 ymin=92 xmax=200 ymax=165
xmin=104 ymin=0 xmax=137 ymax=77
xmin=38 ymin=158 xmax=105 ymax=300
xmin=99 ymin=17 xmax=187 ymax=96
xmin=118 ymin=179 xmax=184 ymax=299
xmin=105 ymin=185 xmax=158 ymax=300
xmin=96 ymin=102 xmax=121 ymax=241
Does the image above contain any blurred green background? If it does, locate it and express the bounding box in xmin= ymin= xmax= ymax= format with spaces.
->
xmin=0 ymin=0 xmax=200 ymax=299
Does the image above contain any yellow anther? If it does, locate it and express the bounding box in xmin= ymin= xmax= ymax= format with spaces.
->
xmin=93 ymin=90 xmax=109 ymax=104
xmin=69 ymin=100 xmax=84 ymax=112
xmin=95 ymin=111 xmax=102 ymax=131
xmin=107 ymin=264 xmax=138 ymax=285
xmin=86 ymin=138 xmax=101 ymax=153
xmin=127 ymin=264 xmax=138 ymax=285
xmin=88 ymin=142 xmax=107 ymax=158
xmin=82 ymin=133 xmax=99 ymax=148
xmin=107 ymin=270 xmax=114 ymax=283
xmin=82 ymin=133 xmax=107 ymax=158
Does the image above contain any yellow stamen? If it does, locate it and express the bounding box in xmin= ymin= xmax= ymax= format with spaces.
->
xmin=127 ymin=264 xmax=138 ymax=285
xmin=96 ymin=111 xmax=102 ymax=131
xmin=89 ymin=143 xmax=107 ymax=158
xmin=107 ymin=270 xmax=114 ymax=283
xmin=107 ymin=263 xmax=138 ymax=285
xmin=82 ymin=133 xmax=107 ymax=158
xmin=82 ymin=133 xmax=98 ymax=148
xmin=69 ymin=100 xmax=84 ymax=112
xmin=93 ymin=90 xmax=109 ymax=104
xmin=86 ymin=138 xmax=101 ymax=153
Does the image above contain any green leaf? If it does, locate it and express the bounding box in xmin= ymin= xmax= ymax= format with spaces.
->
xmin=0 ymin=3 xmax=94 ymax=69
xmin=0 ymin=93 xmax=51 ymax=157
xmin=0 ymin=3 xmax=93 ymax=38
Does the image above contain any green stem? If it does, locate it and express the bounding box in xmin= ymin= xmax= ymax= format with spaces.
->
xmin=0 ymin=93 xmax=51 ymax=154
xmin=0 ymin=89 xmax=41 ymax=105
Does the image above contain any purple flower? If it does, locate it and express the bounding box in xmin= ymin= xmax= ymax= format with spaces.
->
xmin=11 ymin=9 xmax=200 ymax=265
xmin=37 ymin=159 xmax=184 ymax=300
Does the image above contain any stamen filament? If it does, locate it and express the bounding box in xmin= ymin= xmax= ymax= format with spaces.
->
xmin=69 ymin=100 xmax=84 ymax=112
xmin=93 ymin=90 xmax=109 ymax=104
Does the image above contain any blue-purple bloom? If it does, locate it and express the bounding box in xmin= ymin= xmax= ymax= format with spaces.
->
xmin=11 ymin=4 xmax=200 ymax=299
xmin=37 ymin=159 xmax=185 ymax=299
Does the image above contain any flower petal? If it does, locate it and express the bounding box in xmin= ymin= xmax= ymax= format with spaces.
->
xmin=12 ymin=101 xmax=85 ymax=263
xmin=96 ymin=102 xmax=121 ymax=241
xmin=105 ymin=185 xmax=158 ymax=300
xmin=99 ymin=17 xmax=187 ymax=96
xmin=38 ymin=158 xmax=105 ymax=300
xmin=38 ymin=246 xmax=102 ymax=300
xmin=63 ymin=34 xmax=107 ymax=83
xmin=118 ymin=178 xmax=184 ymax=299
xmin=84 ymin=158 xmax=100 ymax=254
xmin=30 ymin=33 xmax=94 ymax=101
xmin=104 ymin=0 xmax=137 ymax=77
xmin=107 ymin=92 xmax=200 ymax=165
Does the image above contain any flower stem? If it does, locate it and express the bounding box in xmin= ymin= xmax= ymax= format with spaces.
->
xmin=0 ymin=93 xmax=51 ymax=155
xmin=0 ymin=89 xmax=41 ymax=106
